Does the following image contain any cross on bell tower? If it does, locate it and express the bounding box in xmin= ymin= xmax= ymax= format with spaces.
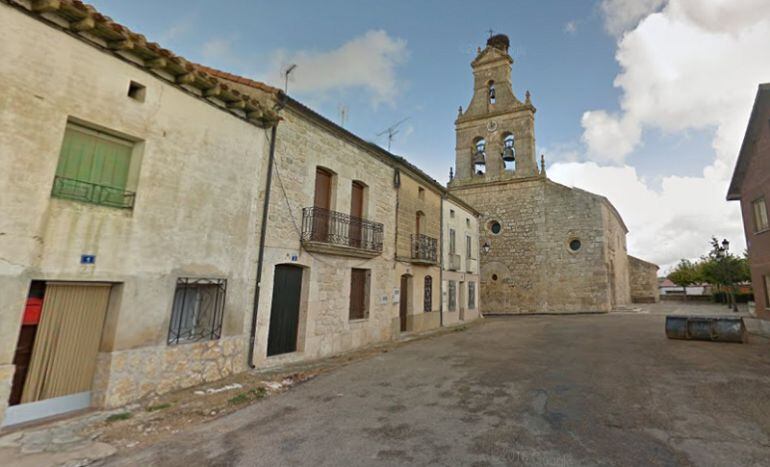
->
xmin=450 ymin=33 xmax=538 ymax=184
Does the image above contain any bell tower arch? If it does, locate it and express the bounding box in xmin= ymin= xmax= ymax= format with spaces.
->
xmin=451 ymin=34 xmax=538 ymax=184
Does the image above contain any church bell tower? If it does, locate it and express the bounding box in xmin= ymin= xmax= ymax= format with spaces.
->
xmin=451 ymin=34 xmax=538 ymax=184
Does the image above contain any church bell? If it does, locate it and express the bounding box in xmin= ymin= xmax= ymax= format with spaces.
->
xmin=472 ymin=150 xmax=486 ymax=165
xmin=502 ymin=146 xmax=515 ymax=162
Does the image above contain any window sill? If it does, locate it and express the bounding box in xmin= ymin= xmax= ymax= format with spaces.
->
xmin=754 ymin=228 xmax=770 ymax=235
xmin=348 ymin=317 xmax=369 ymax=324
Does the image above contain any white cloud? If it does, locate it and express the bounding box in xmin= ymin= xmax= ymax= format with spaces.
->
xmin=260 ymin=30 xmax=408 ymax=107
xmin=600 ymin=0 xmax=666 ymax=36
xmin=548 ymin=162 xmax=744 ymax=273
xmin=202 ymin=38 xmax=233 ymax=60
xmin=558 ymin=0 xmax=770 ymax=271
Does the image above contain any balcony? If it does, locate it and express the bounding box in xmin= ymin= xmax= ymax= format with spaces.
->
xmin=51 ymin=176 xmax=135 ymax=209
xmin=448 ymin=253 xmax=461 ymax=271
xmin=301 ymin=207 xmax=383 ymax=258
xmin=411 ymin=234 xmax=438 ymax=264
xmin=466 ymin=257 xmax=478 ymax=273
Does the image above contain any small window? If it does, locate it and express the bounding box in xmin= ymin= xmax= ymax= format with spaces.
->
xmin=468 ymin=282 xmax=476 ymax=309
xmin=418 ymin=187 xmax=425 ymax=200
xmin=128 ymin=81 xmax=146 ymax=102
xmin=491 ymin=274 xmax=498 ymax=281
xmin=752 ymin=197 xmax=769 ymax=232
xmin=349 ymin=268 xmax=370 ymax=320
xmin=168 ymin=278 xmax=226 ymax=345
xmin=466 ymin=235 xmax=472 ymax=258
xmin=424 ymin=276 xmax=433 ymax=312
xmin=569 ymin=239 xmax=582 ymax=252
xmin=488 ymin=220 xmax=502 ymax=235
xmin=449 ymin=229 xmax=456 ymax=254
xmin=466 ymin=218 xmax=471 ymax=228
xmin=450 ymin=209 xmax=455 ymax=218
xmin=52 ymin=123 xmax=137 ymax=208
xmin=448 ymin=280 xmax=457 ymax=311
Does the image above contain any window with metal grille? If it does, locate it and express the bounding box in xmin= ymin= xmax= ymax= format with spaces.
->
xmin=424 ymin=276 xmax=433 ymax=312
xmin=167 ymin=278 xmax=226 ymax=345
xmin=52 ymin=123 xmax=137 ymax=208
xmin=466 ymin=235 xmax=472 ymax=258
xmin=752 ymin=197 xmax=768 ymax=232
xmin=468 ymin=281 xmax=476 ymax=309
xmin=349 ymin=268 xmax=370 ymax=320
xmin=448 ymin=280 xmax=457 ymax=311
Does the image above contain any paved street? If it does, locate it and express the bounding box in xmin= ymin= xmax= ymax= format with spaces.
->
xmin=105 ymin=309 xmax=770 ymax=466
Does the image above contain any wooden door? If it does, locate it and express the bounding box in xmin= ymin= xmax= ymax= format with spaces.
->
xmin=399 ymin=275 xmax=409 ymax=332
xmin=349 ymin=269 xmax=367 ymax=320
xmin=349 ymin=182 xmax=364 ymax=247
xmin=267 ymin=265 xmax=303 ymax=356
xmin=312 ymin=168 xmax=332 ymax=241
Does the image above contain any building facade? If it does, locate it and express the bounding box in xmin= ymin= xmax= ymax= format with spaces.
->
xmin=448 ymin=34 xmax=648 ymax=313
xmin=628 ymin=256 xmax=660 ymax=303
xmin=0 ymin=0 xmax=277 ymax=425
xmin=728 ymin=83 xmax=770 ymax=321
xmin=442 ymin=196 xmax=481 ymax=325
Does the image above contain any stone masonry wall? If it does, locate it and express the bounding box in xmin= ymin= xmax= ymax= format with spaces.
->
xmin=450 ymin=177 xmax=617 ymax=313
xmin=251 ymin=106 xmax=400 ymax=367
xmin=629 ymin=256 xmax=660 ymax=303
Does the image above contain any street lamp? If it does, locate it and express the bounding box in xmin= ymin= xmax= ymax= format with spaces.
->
xmin=721 ymin=238 xmax=730 ymax=253
xmin=481 ymin=241 xmax=491 ymax=255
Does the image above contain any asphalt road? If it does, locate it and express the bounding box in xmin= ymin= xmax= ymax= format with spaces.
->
xmin=105 ymin=310 xmax=770 ymax=466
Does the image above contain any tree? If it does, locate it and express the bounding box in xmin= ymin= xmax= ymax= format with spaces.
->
xmin=699 ymin=237 xmax=751 ymax=311
xmin=667 ymin=259 xmax=701 ymax=300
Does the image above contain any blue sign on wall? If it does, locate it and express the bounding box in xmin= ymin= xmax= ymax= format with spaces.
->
xmin=80 ymin=254 xmax=96 ymax=264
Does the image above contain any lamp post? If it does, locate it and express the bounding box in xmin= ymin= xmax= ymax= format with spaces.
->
xmin=481 ymin=241 xmax=491 ymax=256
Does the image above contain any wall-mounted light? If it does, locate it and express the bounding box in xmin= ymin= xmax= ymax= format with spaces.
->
xmin=481 ymin=241 xmax=491 ymax=255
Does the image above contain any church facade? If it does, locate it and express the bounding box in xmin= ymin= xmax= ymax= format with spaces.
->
xmin=448 ymin=34 xmax=654 ymax=313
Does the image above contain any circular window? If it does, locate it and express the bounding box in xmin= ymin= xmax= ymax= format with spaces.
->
xmin=488 ymin=220 xmax=502 ymax=235
xmin=491 ymin=274 xmax=498 ymax=281
xmin=569 ymin=239 xmax=582 ymax=252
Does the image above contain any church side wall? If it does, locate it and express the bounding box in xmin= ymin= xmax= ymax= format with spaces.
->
xmin=601 ymin=203 xmax=632 ymax=308
xmin=450 ymin=179 xmax=617 ymax=313
xmin=629 ymin=256 xmax=660 ymax=303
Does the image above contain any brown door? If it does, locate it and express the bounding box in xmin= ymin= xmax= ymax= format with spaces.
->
xmin=400 ymin=275 xmax=409 ymax=332
xmin=350 ymin=182 xmax=364 ymax=248
xmin=313 ymin=168 xmax=332 ymax=241
xmin=349 ymin=269 xmax=367 ymax=320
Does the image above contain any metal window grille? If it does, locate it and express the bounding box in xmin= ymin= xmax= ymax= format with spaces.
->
xmin=424 ymin=276 xmax=432 ymax=312
xmin=468 ymin=282 xmax=476 ymax=309
xmin=411 ymin=234 xmax=438 ymax=263
xmin=301 ymin=207 xmax=384 ymax=253
xmin=448 ymin=281 xmax=457 ymax=311
xmin=167 ymin=278 xmax=226 ymax=345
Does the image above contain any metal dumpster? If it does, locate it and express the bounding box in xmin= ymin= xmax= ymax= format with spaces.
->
xmin=665 ymin=315 xmax=746 ymax=343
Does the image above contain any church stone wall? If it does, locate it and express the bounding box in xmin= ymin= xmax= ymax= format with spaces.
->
xmin=451 ymin=178 xmax=618 ymax=313
xmin=629 ymin=256 xmax=660 ymax=303
xmin=601 ymin=202 xmax=632 ymax=308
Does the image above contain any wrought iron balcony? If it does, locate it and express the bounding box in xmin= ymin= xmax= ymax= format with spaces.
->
xmin=301 ymin=207 xmax=383 ymax=257
xmin=411 ymin=234 xmax=438 ymax=264
xmin=448 ymin=253 xmax=461 ymax=271
xmin=51 ymin=176 xmax=135 ymax=209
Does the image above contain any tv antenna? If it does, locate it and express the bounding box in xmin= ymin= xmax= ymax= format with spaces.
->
xmin=281 ymin=63 xmax=297 ymax=94
xmin=338 ymin=104 xmax=349 ymax=128
xmin=376 ymin=117 xmax=410 ymax=152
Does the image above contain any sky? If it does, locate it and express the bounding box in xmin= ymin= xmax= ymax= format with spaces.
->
xmin=89 ymin=0 xmax=770 ymax=272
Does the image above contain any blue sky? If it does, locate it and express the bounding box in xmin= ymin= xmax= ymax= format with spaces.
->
xmin=89 ymin=0 xmax=770 ymax=270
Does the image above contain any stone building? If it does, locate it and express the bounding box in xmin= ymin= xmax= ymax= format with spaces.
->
xmin=199 ymin=69 xmax=403 ymax=366
xmin=628 ymin=256 xmax=660 ymax=303
xmin=728 ymin=83 xmax=770 ymax=323
xmin=0 ymin=0 xmax=278 ymax=426
xmin=448 ymin=34 xmax=655 ymax=313
xmin=442 ymin=196 xmax=481 ymax=325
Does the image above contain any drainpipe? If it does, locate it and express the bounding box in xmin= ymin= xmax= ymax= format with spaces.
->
xmin=439 ymin=192 xmax=445 ymax=327
xmin=248 ymin=119 xmax=279 ymax=369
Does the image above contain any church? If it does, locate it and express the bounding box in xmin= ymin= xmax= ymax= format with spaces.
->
xmin=448 ymin=34 xmax=658 ymax=313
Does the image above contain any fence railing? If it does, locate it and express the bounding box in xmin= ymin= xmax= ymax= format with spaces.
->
xmin=411 ymin=233 xmax=438 ymax=263
xmin=301 ymin=207 xmax=384 ymax=254
xmin=51 ymin=176 xmax=135 ymax=208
